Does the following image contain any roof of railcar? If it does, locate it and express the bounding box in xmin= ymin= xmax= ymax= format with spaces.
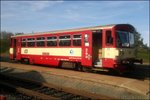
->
xmin=11 ymin=24 xmax=132 ymax=37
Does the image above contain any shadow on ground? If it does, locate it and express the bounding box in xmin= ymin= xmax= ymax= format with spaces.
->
xmin=95 ymin=64 xmax=150 ymax=80
xmin=0 ymin=67 xmax=46 ymax=83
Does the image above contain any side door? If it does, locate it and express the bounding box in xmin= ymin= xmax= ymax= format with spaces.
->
xmin=81 ymin=30 xmax=92 ymax=67
xmin=16 ymin=37 xmax=22 ymax=60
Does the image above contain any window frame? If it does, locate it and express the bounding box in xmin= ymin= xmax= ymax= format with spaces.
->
xmin=73 ymin=34 xmax=82 ymax=46
xmin=36 ymin=37 xmax=46 ymax=47
xmin=46 ymin=36 xmax=57 ymax=47
xmin=59 ymin=35 xmax=71 ymax=46
xmin=27 ymin=38 xmax=35 ymax=47
xmin=21 ymin=38 xmax=26 ymax=47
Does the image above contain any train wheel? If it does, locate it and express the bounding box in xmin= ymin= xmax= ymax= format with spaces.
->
xmin=81 ymin=66 xmax=91 ymax=72
xmin=21 ymin=58 xmax=29 ymax=64
xmin=128 ymin=62 xmax=135 ymax=71
xmin=74 ymin=63 xmax=79 ymax=71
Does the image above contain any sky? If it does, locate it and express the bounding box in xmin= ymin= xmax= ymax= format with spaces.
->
xmin=1 ymin=1 xmax=149 ymax=46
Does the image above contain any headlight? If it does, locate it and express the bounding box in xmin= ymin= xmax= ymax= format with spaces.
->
xmin=119 ymin=49 xmax=124 ymax=55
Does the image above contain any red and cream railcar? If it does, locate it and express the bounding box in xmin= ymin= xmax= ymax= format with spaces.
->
xmin=9 ymin=24 xmax=142 ymax=71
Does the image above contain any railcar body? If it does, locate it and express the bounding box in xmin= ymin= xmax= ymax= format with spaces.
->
xmin=9 ymin=24 xmax=142 ymax=72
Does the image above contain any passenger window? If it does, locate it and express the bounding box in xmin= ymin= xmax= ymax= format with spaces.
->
xmin=73 ymin=35 xmax=81 ymax=46
xmin=27 ymin=38 xmax=35 ymax=47
xmin=106 ymin=30 xmax=113 ymax=45
xmin=21 ymin=38 xmax=26 ymax=47
xmin=36 ymin=37 xmax=45 ymax=47
xmin=59 ymin=35 xmax=71 ymax=46
xmin=47 ymin=36 xmax=57 ymax=46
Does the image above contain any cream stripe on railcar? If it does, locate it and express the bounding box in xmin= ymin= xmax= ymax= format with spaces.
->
xmin=21 ymin=48 xmax=81 ymax=57
xmin=9 ymin=48 xmax=13 ymax=54
xmin=102 ymin=48 xmax=119 ymax=59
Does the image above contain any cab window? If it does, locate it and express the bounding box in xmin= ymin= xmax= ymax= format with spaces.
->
xmin=106 ymin=30 xmax=113 ymax=45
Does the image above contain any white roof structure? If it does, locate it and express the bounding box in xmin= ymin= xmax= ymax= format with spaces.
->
xmin=11 ymin=24 xmax=131 ymax=37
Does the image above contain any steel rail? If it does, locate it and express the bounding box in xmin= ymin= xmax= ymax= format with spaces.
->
xmin=0 ymin=81 xmax=58 ymax=100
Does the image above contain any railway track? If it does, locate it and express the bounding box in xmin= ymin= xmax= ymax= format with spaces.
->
xmin=0 ymin=73 xmax=110 ymax=100
xmin=9 ymin=61 xmax=150 ymax=80
xmin=1 ymin=56 xmax=149 ymax=80
xmin=1 ymin=62 xmax=149 ymax=99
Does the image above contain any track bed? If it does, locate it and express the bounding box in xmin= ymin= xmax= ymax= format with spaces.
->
xmin=0 ymin=62 xmax=149 ymax=99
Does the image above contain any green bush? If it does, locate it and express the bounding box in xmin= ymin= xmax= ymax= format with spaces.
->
xmin=0 ymin=39 xmax=10 ymax=53
xmin=137 ymin=48 xmax=150 ymax=63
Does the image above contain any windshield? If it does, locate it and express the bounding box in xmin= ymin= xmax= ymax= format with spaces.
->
xmin=116 ymin=31 xmax=134 ymax=47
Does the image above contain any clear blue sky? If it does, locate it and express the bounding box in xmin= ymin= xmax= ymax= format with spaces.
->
xmin=1 ymin=1 xmax=149 ymax=46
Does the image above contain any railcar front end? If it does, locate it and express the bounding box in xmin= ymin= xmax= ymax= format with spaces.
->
xmin=92 ymin=24 xmax=142 ymax=72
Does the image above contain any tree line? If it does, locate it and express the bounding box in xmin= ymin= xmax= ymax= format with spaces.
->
xmin=0 ymin=31 xmax=24 ymax=53
xmin=134 ymin=31 xmax=149 ymax=62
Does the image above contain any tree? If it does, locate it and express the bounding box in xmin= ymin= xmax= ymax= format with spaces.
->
xmin=0 ymin=31 xmax=24 ymax=53
xmin=0 ymin=31 xmax=14 ymax=53
xmin=134 ymin=31 xmax=143 ymax=48
xmin=0 ymin=31 xmax=13 ymax=39
xmin=134 ymin=31 xmax=149 ymax=62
